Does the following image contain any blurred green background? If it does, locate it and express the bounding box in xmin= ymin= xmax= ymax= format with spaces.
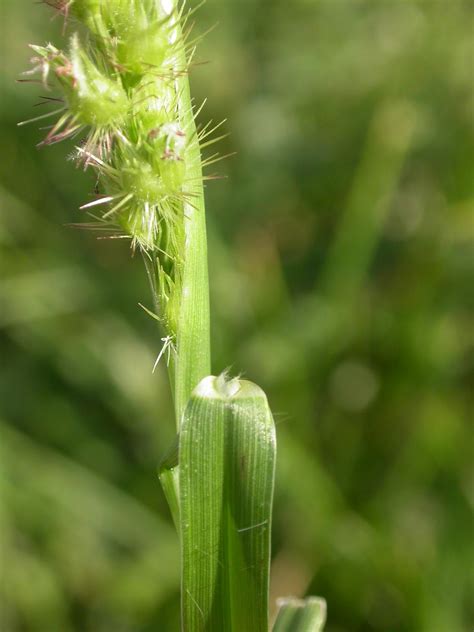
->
xmin=1 ymin=1 xmax=473 ymax=631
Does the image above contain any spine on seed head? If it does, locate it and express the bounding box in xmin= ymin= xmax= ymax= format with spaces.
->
xmin=25 ymin=0 xmax=218 ymax=345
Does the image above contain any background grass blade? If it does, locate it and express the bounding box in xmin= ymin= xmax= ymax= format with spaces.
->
xmin=179 ymin=374 xmax=276 ymax=631
xmin=273 ymin=597 xmax=327 ymax=632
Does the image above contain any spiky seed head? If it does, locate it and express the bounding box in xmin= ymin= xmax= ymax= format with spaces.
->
xmin=23 ymin=0 xmax=223 ymax=347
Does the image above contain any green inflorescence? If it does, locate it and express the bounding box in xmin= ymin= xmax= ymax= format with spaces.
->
xmin=25 ymin=0 xmax=215 ymax=348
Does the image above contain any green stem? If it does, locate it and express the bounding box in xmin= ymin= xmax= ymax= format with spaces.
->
xmin=173 ymin=148 xmax=211 ymax=428
xmin=156 ymin=0 xmax=211 ymax=550
xmin=169 ymin=5 xmax=211 ymax=428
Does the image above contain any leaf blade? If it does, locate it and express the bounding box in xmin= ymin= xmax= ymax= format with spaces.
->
xmin=179 ymin=375 xmax=276 ymax=631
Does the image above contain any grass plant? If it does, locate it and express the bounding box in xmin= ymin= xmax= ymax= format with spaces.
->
xmin=20 ymin=0 xmax=325 ymax=629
